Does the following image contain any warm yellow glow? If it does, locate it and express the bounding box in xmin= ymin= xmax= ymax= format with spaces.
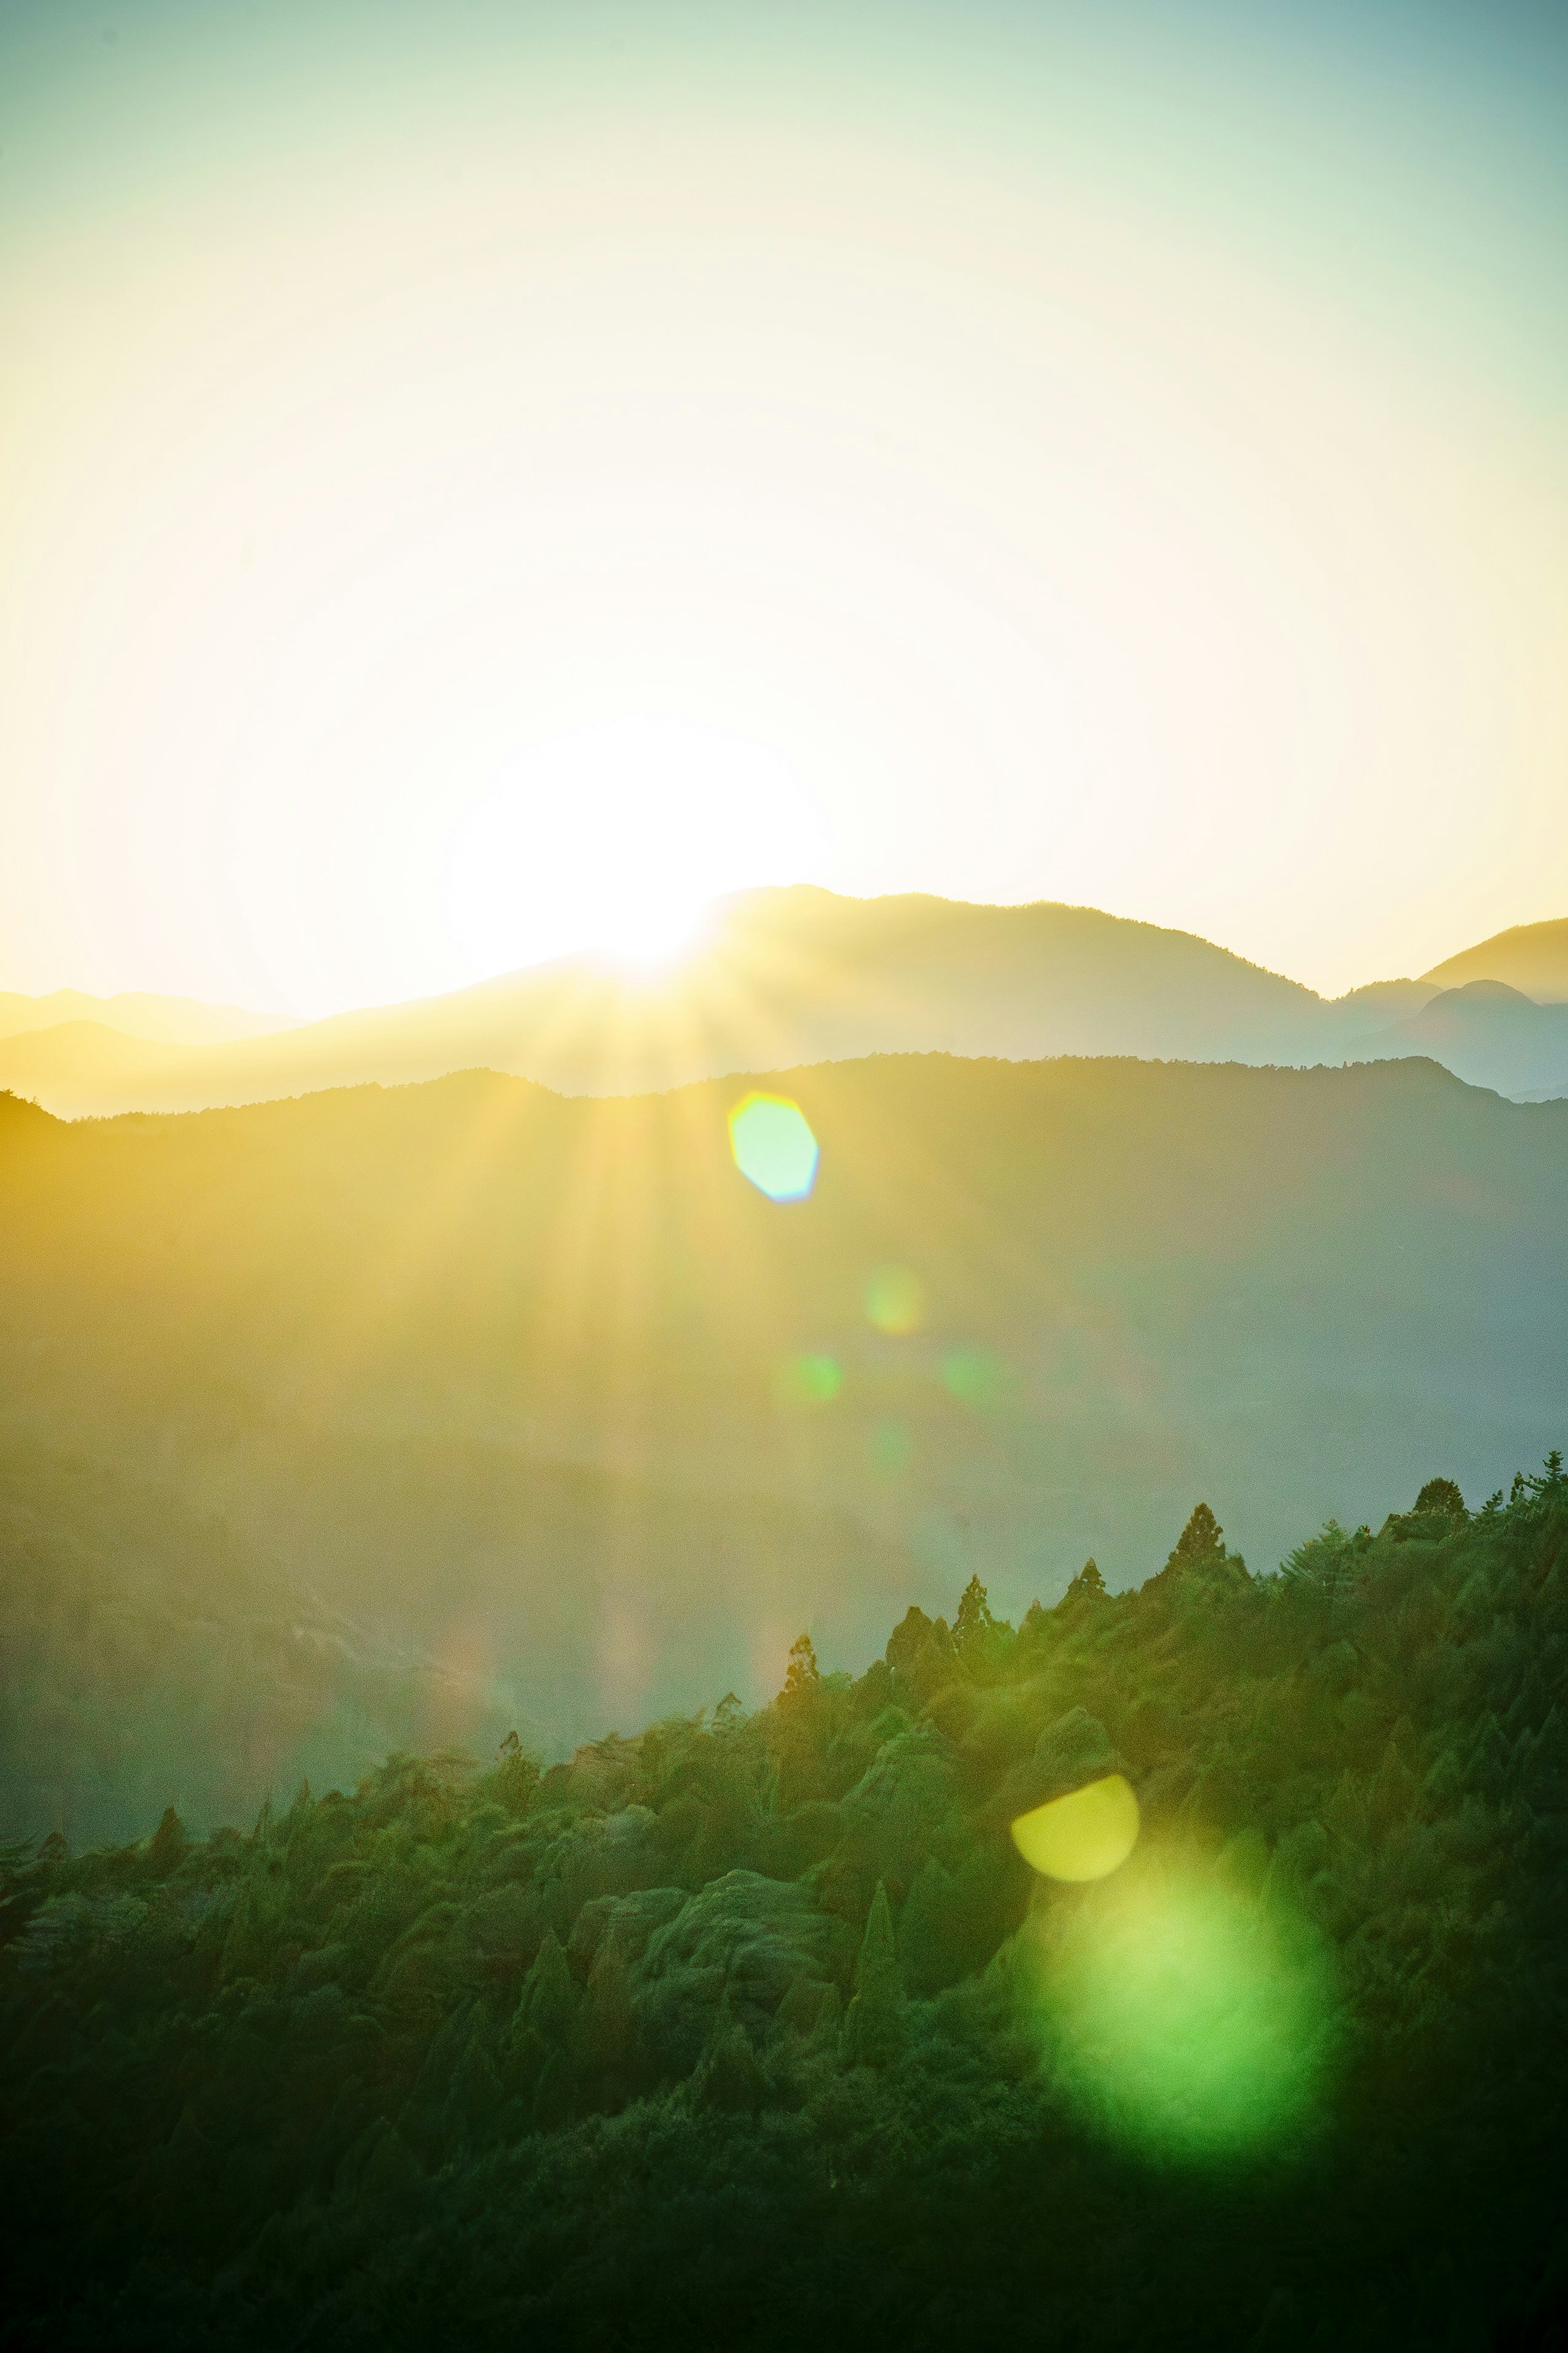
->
xmin=865 ymin=1265 xmax=925 ymax=1335
xmin=442 ymin=718 xmax=822 ymax=974
xmin=1012 ymin=1774 xmax=1140 ymax=1882
xmin=6 ymin=76 xmax=1564 ymax=1012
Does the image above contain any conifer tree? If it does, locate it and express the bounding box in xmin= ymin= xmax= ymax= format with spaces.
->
xmin=1414 ymin=1477 xmax=1467 ymax=1520
xmin=1169 ymin=1503 xmax=1224 ymax=1566
xmin=578 ymin=1931 xmax=638 ymax=2081
xmin=845 ymin=1879 xmax=905 ymax=2068
xmin=145 ymin=1806 xmax=186 ymax=1871
xmin=693 ymin=1989 xmax=765 ymax=2112
xmin=520 ymin=1927 xmax=579 ymax=2044
xmin=954 ymin=1573 xmax=996 ymax=1648
xmin=1059 ymin=1558 xmax=1107 ymax=1609
xmin=783 ymin=1631 xmax=820 ymax=1701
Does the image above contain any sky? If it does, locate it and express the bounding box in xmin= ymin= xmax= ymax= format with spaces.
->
xmin=2 ymin=0 xmax=1566 ymax=1017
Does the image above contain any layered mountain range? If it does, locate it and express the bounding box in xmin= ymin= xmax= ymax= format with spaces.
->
xmin=5 ymin=894 xmax=1568 ymax=1119
xmin=5 ymin=1050 xmax=1565 ymax=1833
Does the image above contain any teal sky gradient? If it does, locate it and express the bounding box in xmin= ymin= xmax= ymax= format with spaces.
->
xmin=3 ymin=0 xmax=1566 ymax=1012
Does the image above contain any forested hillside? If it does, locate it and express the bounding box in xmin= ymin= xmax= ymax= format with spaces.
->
xmin=3 ymin=1055 xmax=1566 ymax=1804
xmin=4 ymin=1464 xmax=1566 ymax=2349
xmin=0 ymin=1449 xmax=506 ymax=1847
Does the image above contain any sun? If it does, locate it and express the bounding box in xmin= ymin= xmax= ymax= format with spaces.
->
xmin=443 ymin=716 xmax=824 ymax=980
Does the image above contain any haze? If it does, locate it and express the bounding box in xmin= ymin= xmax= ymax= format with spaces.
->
xmin=4 ymin=0 xmax=1567 ymax=1018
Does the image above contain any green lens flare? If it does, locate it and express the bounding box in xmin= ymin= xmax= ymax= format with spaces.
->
xmin=728 ymin=1093 xmax=820 ymax=1202
xmin=773 ymin=1353 xmax=843 ymax=1407
xmin=941 ymin=1347 xmax=1009 ymax=1406
xmin=1024 ymin=1854 xmax=1333 ymax=2162
xmin=872 ymin=1417 xmax=913 ymax=1474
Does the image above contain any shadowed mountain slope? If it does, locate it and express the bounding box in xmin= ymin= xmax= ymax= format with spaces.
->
xmin=1345 ymin=979 xmax=1568 ymax=1097
xmin=2 ymin=1051 xmax=1565 ymax=1815
xmin=0 ymin=1444 xmax=503 ymax=1849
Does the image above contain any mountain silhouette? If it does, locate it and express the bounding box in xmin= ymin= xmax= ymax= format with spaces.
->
xmin=0 ymin=987 xmax=297 ymax=1047
xmin=0 ymin=887 xmax=1546 ymax=1119
xmin=1345 ymin=979 xmax=1568 ymax=1097
xmin=1421 ymin=914 xmax=1568 ymax=1001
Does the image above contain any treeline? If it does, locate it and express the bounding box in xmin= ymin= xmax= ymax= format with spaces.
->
xmin=4 ymin=1466 xmax=1568 ymax=2349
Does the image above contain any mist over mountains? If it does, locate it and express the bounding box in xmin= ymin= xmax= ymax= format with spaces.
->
xmin=6 ymin=891 xmax=1568 ymax=1119
xmin=5 ymin=1049 xmax=1565 ymax=1838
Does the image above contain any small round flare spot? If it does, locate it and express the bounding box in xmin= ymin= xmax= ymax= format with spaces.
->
xmin=1011 ymin=1773 xmax=1140 ymax=1882
xmin=864 ymin=1263 xmax=924 ymax=1334
xmin=728 ymin=1093 xmax=820 ymax=1202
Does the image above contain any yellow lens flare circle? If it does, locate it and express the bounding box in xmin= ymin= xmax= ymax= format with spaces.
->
xmin=1011 ymin=1773 xmax=1140 ymax=1882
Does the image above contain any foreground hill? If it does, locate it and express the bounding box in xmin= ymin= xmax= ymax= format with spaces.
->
xmin=3 ymin=1051 xmax=1565 ymax=1812
xmin=3 ymin=1468 xmax=1566 ymax=2349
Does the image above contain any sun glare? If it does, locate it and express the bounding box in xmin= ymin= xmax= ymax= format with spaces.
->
xmin=442 ymin=717 xmax=826 ymax=981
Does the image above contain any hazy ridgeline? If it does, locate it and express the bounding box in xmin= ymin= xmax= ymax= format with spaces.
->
xmin=7 ymin=893 xmax=1568 ymax=1121
xmin=2 ymin=1050 xmax=1566 ymax=1842
xmin=2 ymin=1470 xmax=1566 ymax=2349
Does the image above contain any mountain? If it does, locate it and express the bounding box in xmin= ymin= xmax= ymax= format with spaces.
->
xmin=0 ymin=1445 xmax=508 ymax=1848
xmin=1421 ymin=913 xmax=1568 ymax=1001
xmin=6 ymin=890 xmax=1566 ymax=1120
xmin=8 ymin=893 xmax=1567 ymax=1120
xmin=0 ymin=890 xmax=1426 ymax=1121
xmin=0 ymin=987 xmax=298 ymax=1047
xmin=1345 ymin=979 xmax=1568 ymax=1097
xmin=0 ymin=1019 xmax=197 ymax=1114
xmin=4 ymin=1052 xmax=1564 ymax=1810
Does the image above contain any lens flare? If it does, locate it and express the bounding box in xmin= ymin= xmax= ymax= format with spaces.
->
xmin=774 ymin=1353 xmax=844 ymax=1407
xmin=728 ymin=1093 xmax=820 ymax=1202
xmin=865 ymin=1264 xmax=924 ymax=1334
xmin=872 ymin=1417 xmax=913 ymax=1475
xmin=1011 ymin=1774 xmax=1140 ymax=1882
xmin=1023 ymin=1853 xmax=1334 ymax=2163
xmin=941 ymin=1347 xmax=1009 ymax=1407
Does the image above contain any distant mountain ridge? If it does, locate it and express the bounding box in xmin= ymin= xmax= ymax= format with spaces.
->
xmin=0 ymin=887 xmax=1562 ymax=1116
xmin=1420 ymin=915 xmax=1568 ymax=1002
xmin=1345 ymin=979 xmax=1568 ymax=1099
xmin=0 ymin=987 xmax=298 ymax=1048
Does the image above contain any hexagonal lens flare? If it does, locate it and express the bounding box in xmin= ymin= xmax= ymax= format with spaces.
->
xmin=728 ymin=1092 xmax=820 ymax=1202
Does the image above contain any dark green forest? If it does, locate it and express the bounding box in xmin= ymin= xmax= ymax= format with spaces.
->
xmin=6 ymin=1463 xmax=1568 ymax=2351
